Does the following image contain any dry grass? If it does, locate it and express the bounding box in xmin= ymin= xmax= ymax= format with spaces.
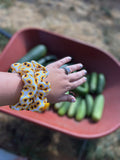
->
xmin=0 ymin=0 xmax=120 ymax=160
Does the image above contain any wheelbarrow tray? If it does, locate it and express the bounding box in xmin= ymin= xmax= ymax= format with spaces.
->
xmin=0 ymin=28 xmax=120 ymax=139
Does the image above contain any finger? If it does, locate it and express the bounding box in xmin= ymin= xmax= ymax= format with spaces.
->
xmin=67 ymin=63 xmax=83 ymax=73
xmin=70 ymin=77 xmax=87 ymax=90
xmin=53 ymin=56 xmax=72 ymax=68
xmin=58 ymin=94 xmax=76 ymax=102
xmin=69 ymin=69 xmax=87 ymax=82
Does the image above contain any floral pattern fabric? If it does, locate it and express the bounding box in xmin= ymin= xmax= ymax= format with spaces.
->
xmin=10 ymin=60 xmax=51 ymax=112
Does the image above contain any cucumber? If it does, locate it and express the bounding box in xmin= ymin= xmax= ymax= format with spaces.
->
xmin=85 ymin=94 xmax=94 ymax=117
xmin=37 ymin=55 xmax=57 ymax=66
xmin=54 ymin=102 xmax=63 ymax=111
xmin=61 ymin=62 xmax=74 ymax=69
xmin=73 ymin=81 xmax=89 ymax=96
xmin=67 ymin=97 xmax=81 ymax=118
xmin=89 ymin=72 xmax=98 ymax=94
xmin=91 ymin=94 xmax=105 ymax=122
xmin=96 ymin=73 xmax=106 ymax=94
xmin=86 ymin=74 xmax=90 ymax=87
xmin=75 ymin=99 xmax=86 ymax=121
xmin=57 ymin=102 xmax=71 ymax=116
xmin=18 ymin=44 xmax=47 ymax=63
xmin=61 ymin=64 xmax=69 ymax=68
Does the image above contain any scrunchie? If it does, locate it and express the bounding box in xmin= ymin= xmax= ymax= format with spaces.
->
xmin=9 ymin=60 xmax=51 ymax=112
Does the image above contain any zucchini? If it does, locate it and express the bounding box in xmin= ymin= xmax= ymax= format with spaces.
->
xmin=96 ymin=73 xmax=106 ymax=94
xmin=85 ymin=94 xmax=94 ymax=117
xmin=57 ymin=102 xmax=71 ymax=116
xmin=75 ymin=99 xmax=86 ymax=121
xmin=91 ymin=94 xmax=105 ymax=122
xmin=67 ymin=97 xmax=81 ymax=118
xmin=18 ymin=44 xmax=47 ymax=63
xmin=89 ymin=72 xmax=98 ymax=94
xmin=73 ymin=81 xmax=89 ymax=96
xmin=37 ymin=55 xmax=57 ymax=66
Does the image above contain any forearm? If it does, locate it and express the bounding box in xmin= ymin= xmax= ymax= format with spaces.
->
xmin=0 ymin=72 xmax=23 ymax=106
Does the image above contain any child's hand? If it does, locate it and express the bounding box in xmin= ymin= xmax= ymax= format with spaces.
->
xmin=45 ymin=57 xmax=87 ymax=103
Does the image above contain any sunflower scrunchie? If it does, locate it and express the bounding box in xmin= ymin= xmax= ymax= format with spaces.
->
xmin=10 ymin=60 xmax=51 ymax=112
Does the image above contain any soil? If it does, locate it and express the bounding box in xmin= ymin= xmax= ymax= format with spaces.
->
xmin=0 ymin=0 xmax=120 ymax=160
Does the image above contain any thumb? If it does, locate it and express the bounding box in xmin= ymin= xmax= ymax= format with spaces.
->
xmin=58 ymin=94 xmax=76 ymax=103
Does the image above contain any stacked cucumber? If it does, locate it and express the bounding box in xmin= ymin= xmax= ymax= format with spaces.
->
xmin=17 ymin=44 xmax=47 ymax=63
xmin=17 ymin=44 xmax=57 ymax=65
xmin=54 ymin=72 xmax=106 ymax=122
xmin=9 ymin=44 xmax=57 ymax=72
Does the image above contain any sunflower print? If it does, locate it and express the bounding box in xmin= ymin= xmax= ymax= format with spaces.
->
xmin=10 ymin=60 xmax=51 ymax=112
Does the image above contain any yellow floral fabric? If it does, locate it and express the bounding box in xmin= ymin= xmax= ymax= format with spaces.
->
xmin=10 ymin=60 xmax=51 ymax=112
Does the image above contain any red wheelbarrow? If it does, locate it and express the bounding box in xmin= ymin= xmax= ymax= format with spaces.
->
xmin=0 ymin=28 xmax=120 ymax=139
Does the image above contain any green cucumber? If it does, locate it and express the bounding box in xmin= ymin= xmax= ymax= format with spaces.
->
xmin=8 ymin=44 xmax=47 ymax=72
xmin=87 ymin=74 xmax=90 ymax=82
xmin=37 ymin=55 xmax=57 ymax=66
xmin=75 ymin=99 xmax=86 ymax=121
xmin=89 ymin=72 xmax=98 ymax=94
xmin=43 ymin=60 xmax=56 ymax=66
xmin=61 ymin=64 xmax=69 ymax=68
xmin=97 ymin=73 xmax=106 ymax=94
xmin=73 ymin=81 xmax=89 ymax=96
xmin=85 ymin=94 xmax=94 ymax=117
xmin=91 ymin=94 xmax=105 ymax=122
xmin=86 ymin=74 xmax=90 ymax=88
xmin=61 ymin=62 xmax=74 ymax=69
xmin=58 ymin=102 xmax=71 ymax=116
xmin=18 ymin=44 xmax=47 ymax=63
xmin=67 ymin=97 xmax=81 ymax=118
xmin=54 ymin=102 xmax=63 ymax=111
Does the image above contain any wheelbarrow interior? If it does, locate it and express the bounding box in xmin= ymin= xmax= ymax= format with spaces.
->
xmin=0 ymin=28 xmax=120 ymax=139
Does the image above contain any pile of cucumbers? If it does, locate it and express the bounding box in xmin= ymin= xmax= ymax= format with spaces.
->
xmin=54 ymin=72 xmax=106 ymax=122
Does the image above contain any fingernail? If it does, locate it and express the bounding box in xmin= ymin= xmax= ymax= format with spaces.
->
xmin=71 ymin=98 xmax=76 ymax=102
xmin=68 ymin=56 xmax=72 ymax=60
xmin=84 ymin=70 xmax=87 ymax=74
xmin=84 ymin=77 xmax=87 ymax=81
xmin=80 ymin=64 xmax=83 ymax=68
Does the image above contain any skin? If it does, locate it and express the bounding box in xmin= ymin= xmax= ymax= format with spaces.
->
xmin=0 ymin=72 xmax=23 ymax=106
xmin=46 ymin=56 xmax=87 ymax=103
xmin=0 ymin=57 xmax=87 ymax=106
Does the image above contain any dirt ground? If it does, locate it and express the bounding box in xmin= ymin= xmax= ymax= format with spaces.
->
xmin=0 ymin=0 xmax=120 ymax=160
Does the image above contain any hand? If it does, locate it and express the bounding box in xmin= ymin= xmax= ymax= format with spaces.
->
xmin=45 ymin=56 xmax=87 ymax=104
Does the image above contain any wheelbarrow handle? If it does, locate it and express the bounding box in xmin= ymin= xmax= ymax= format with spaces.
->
xmin=0 ymin=28 xmax=12 ymax=39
